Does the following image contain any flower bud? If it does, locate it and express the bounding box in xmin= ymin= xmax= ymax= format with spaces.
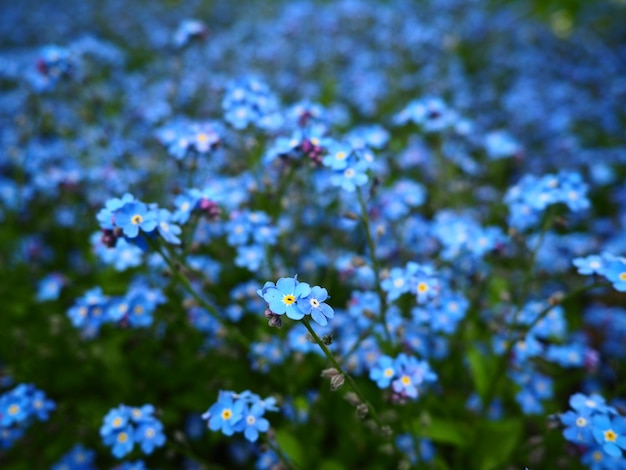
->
xmin=344 ymin=392 xmax=361 ymax=406
xmin=330 ymin=374 xmax=345 ymax=391
xmin=320 ymin=368 xmax=340 ymax=378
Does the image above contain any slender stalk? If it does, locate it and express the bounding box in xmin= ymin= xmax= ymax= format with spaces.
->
xmin=149 ymin=238 xmax=249 ymax=348
xmin=483 ymin=214 xmax=553 ymax=408
xmin=301 ymin=317 xmax=385 ymax=430
xmin=356 ymin=190 xmax=393 ymax=346
xmin=265 ymin=437 xmax=302 ymax=470
xmin=516 ymin=281 xmax=608 ymax=336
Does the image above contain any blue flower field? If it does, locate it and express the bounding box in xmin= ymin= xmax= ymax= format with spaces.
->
xmin=1 ymin=0 xmax=626 ymax=468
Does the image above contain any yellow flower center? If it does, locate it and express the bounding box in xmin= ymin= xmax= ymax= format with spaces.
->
xmin=619 ymin=272 xmax=626 ymax=282
xmin=8 ymin=405 xmax=19 ymax=415
xmin=604 ymin=429 xmax=617 ymax=442
xmin=134 ymin=305 xmax=144 ymax=315
xmin=417 ymin=282 xmax=428 ymax=293
xmin=282 ymin=294 xmax=295 ymax=305
xmin=393 ymin=278 xmax=404 ymax=288
xmin=131 ymin=214 xmax=143 ymax=225
xmin=112 ymin=417 xmax=122 ymax=427
xmin=383 ymin=368 xmax=394 ymax=378
xmin=336 ymin=151 xmax=347 ymax=160
xmin=145 ymin=428 xmax=155 ymax=438
xmin=118 ymin=432 xmax=128 ymax=443
xmin=401 ymin=375 xmax=411 ymax=386
xmin=197 ymin=133 xmax=209 ymax=143
xmin=222 ymin=409 xmax=233 ymax=420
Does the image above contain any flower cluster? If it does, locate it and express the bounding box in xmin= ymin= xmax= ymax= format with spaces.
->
xmin=381 ymin=262 xmax=440 ymax=304
xmin=156 ymin=119 xmax=222 ymax=160
xmin=0 ymin=383 xmax=55 ymax=449
xmin=258 ymin=276 xmax=335 ymax=326
xmin=369 ymin=353 xmax=437 ymax=400
xmin=573 ymin=252 xmax=626 ymax=292
xmin=97 ymin=194 xmax=182 ymax=248
xmin=67 ymin=282 xmax=165 ymax=337
xmin=560 ymin=393 xmax=626 ymax=465
xmin=322 ymin=143 xmax=374 ymax=193
xmin=394 ymin=97 xmax=461 ymax=133
xmin=100 ymin=404 xmax=165 ymax=458
xmin=34 ymin=45 xmax=74 ymax=90
xmin=202 ymin=390 xmax=278 ymax=443
xmin=51 ymin=444 xmax=96 ymax=470
xmin=222 ymin=77 xmax=281 ymax=130
xmin=505 ymin=171 xmax=590 ymax=230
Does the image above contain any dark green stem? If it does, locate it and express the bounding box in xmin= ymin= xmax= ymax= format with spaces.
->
xmin=149 ymin=238 xmax=249 ymax=348
xmin=301 ymin=317 xmax=385 ymax=430
xmin=356 ymin=190 xmax=393 ymax=346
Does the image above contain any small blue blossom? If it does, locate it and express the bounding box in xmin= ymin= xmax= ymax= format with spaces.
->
xmin=202 ymin=391 xmax=277 ymax=442
xmin=51 ymin=444 xmax=96 ymax=470
xmin=235 ymin=403 xmax=270 ymax=443
xmin=261 ymin=277 xmax=311 ymax=321
xmin=369 ymin=355 xmax=396 ymax=389
xmin=114 ymin=202 xmax=158 ymax=239
xmin=100 ymin=404 xmax=165 ymax=459
xmin=297 ymin=285 xmax=334 ymax=326
xmin=592 ymin=414 xmax=626 ymax=458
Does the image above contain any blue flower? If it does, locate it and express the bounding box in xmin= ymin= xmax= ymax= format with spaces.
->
xmin=129 ymin=404 xmax=156 ymax=424
xmin=561 ymin=409 xmax=594 ymax=444
xmin=114 ymin=202 xmax=158 ymax=239
xmin=391 ymin=354 xmax=437 ymax=399
xmin=155 ymin=209 xmax=182 ymax=245
xmin=203 ymin=394 xmax=244 ymax=436
xmin=134 ymin=420 xmax=166 ymax=454
xmin=297 ymin=286 xmax=334 ymax=326
xmin=51 ymin=444 xmax=96 ymax=470
xmin=322 ymin=143 xmax=354 ymax=170
xmin=600 ymin=255 xmax=626 ymax=292
xmin=329 ymin=160 xmax=369 ymax=192
xmin=572 ymin=254 xmax=606 ymax=275
xmin=100 ymin=406 xmax=131 ymax=437
xmin=262 ymin=277 xmax=311 ymax=320
xmin=369 ymin=355 xmax=396 ymax=389
xmin=35 ymin=273 xmax=66 ymax=302
xmin=591 ymin=414 xmax=626 ymax=457
xmin=235 ymin=403 xmax=270 ymax=442
xmin=381 ymin=267 xmax=410 ymax=302
xmin=100 ymin=404 xmax=165 ymax=458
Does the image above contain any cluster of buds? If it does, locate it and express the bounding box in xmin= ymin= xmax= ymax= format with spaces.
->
xmin=321 ymin=368 xmax=345 ymax=391
xmin=299 ymin=138 xmax=325 ymax=165
xmin=197 ymin=198 xmax=221 ymax=221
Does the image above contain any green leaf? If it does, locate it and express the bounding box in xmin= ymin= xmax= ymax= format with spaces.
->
xmin=471 ymin=419 xmax=523 ymax=470
xmin=419 ymin=417 xmax=472 ymax=447
xmin=467 ymin=346 xmax=495 ymax=401
xmin=276 ymin=429 xmax=305 ymax=467
xmin=319 ymin=460 xmax=344 ymax=470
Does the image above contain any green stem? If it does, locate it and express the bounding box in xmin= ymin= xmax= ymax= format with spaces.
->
xmin=356 ymin=190 xmax=393 ymax=346
xmin=301 ymin=317 xmax=385 ymax=431
xmin=515 ymin=281 xmax=608 ymax=337
xmin=265 ymin=437 xmax=302 ymax=470
xmin=149 ymin=238 xmax=249 ymax=348
xmin=483 ymin=214 xmax=553 ymax=409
